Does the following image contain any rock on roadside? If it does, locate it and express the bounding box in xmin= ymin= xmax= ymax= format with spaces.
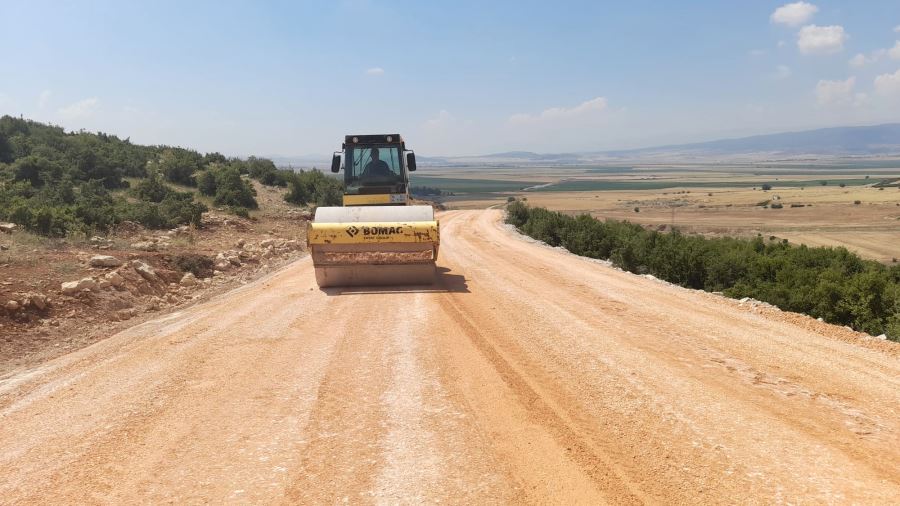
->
xmin=180 ymin=273 xmax=198 ymax=286
xmin=61 ymin=278 xmax=97 ymax=295
xmin=132 ymin=260 xmax=158 ymax=282
xmin=90 ymin=255 xmax=123 ymax=268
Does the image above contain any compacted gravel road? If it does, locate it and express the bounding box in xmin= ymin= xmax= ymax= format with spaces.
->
xmin=1 ymin=210 xmax=898 ymax=504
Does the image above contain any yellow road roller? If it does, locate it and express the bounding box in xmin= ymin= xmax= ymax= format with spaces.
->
xmin=307 ymin=134 xmax=439 ymax=287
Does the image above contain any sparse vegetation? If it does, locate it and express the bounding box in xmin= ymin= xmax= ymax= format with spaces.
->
xmin=506 ymin=201 xmax=900 ymax=341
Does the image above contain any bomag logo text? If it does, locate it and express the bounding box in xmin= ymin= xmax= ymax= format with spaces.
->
xmin=362 ymin=226 xmax=404 ymax=235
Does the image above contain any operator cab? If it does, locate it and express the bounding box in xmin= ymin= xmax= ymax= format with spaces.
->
xmin=331 ymin=134 xmax=417 ymax=206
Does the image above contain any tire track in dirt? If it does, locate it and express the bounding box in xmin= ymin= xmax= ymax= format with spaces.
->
xmin=0 ymin=210 xmax=897 ymax=504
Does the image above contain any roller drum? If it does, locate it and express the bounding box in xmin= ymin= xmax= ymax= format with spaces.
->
xmin=307 ymin=205 xmax=439 ymax=287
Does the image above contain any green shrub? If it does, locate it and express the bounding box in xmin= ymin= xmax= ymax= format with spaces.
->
xmin=172 ymin=253 xmax=214 ymax=278
xmin=284 ymin=169 xmax=343 ymax=207
xmin=159 ymin=148 xmax=203 ymax=186
xmin=124 ymin=191 xmax=206 ymax=229
xmin=229 ymin=206 xmax=250 ymax=218
xmin=195 ymin=169 xmax=217 ymax=196
xmin=132 ymin=169 xmax=172 ymax=203
xmin=506 ymin=202 xmax=900 ymax=341
xmin=212 ymin=167 xmax=258 ymax=209
xmin=159 ymin=192 xmax=207 ymax=227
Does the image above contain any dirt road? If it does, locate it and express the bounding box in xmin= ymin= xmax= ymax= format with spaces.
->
xmin=2 ymin=210 xmax=898 ymax=504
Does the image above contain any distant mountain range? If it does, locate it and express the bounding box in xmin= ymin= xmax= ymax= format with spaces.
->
xmin=417 ymin=123 xmax=900 ymax=166
xmin=271 ymin=123 xmax=900 ymax=168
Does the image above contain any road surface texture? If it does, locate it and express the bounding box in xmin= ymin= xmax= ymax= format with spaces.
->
xmin=1 ymin=210 xmax=898 ymax=504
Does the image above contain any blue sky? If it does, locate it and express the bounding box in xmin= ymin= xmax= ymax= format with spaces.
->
xmin=1 ymin=0 xmax=899 ymax=157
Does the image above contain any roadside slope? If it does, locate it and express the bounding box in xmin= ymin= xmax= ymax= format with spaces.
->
xmin=0 ymin=210 xmax=897 ymax=504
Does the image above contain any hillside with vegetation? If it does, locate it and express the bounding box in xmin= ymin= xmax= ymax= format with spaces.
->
xmin=0 ymin=115 xmax=341 ymax=236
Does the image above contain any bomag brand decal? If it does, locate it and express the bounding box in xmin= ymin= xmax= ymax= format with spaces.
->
xmin=308 ymin=221 xmax=439 ymax=245
xmin=345 ymin=225 xmax=404 ymax=238
xmin=364 ymin=225 xmax=404 ymax=235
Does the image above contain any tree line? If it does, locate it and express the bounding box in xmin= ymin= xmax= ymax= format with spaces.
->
xmin=506 ymin=200 xmax=900 ymax=341
xmin=0 ymin=115 xmax=342 ymax=235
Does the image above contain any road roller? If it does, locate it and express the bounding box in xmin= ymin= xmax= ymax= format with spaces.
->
xmin=306 ymin=134 xmax=439 ymax=287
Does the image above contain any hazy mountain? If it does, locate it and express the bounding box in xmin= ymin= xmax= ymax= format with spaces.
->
xmin=274 ymin=124 xmax=900 ymax=168
xmin=418 ymin=123 xmax=900 ymax=166
xmin=610 ymin=123 xmax=900 ymax=158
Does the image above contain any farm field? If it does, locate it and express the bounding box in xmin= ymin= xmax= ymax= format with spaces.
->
xmin=420 ymin=165 xmax=900 ymax=263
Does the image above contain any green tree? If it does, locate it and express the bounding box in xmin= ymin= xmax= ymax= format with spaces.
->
xmin=159 ymin=148 xmax=203 ymax=186
xmin=0 ymin=132 xmax=12 ymax=163
xmin=12 ymin=155 xmax=61 ymax=187
xmin=196 ymin=169 xmax=217 ymax=196
xmin=284 ymin=170 xmax=342 ymax=206
xmin=132 ymin=168 xmax=172 ymax=203
xmin=213 ymin=166 xmax=258 ymax=209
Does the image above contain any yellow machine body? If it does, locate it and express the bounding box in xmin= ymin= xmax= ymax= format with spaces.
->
xmin=307 ymin=134 xmax=439 ymax=287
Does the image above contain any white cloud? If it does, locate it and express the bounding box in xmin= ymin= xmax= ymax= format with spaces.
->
xmin=365 ymin=67 xmax=384 ymax=76
xmin=509 ymin=97 xmax=608 ymax=125
xmin=797 ymin=25 xmax=848 ymax=54
xmin=37 ymin=90 xmax=51 ymax=109
xmin=771 ymin=2 xmax=819 ymax=27
xmin=849 ymin=53 xmax=867 ymax=67
xmin=849 ymin=48 xmax=887 ymax=67
xmin=889 ymin=41 xmax=900 ymax=60
xmin=58 ymin=97 xmax=99 ymax=119
xmin=773 ymin=64 xmax=792 ymax=80
xmin=874 ymin=69 xmax=900 ymax=96
xmin=895 ymin=25 xmax=900 ymax=33
xmin=749 ymin=49 xmax=766 ymax=57
xmin=814 ymin=77 xmax=856 ymax=105
xmin=424 ymin=109 xmax=453 ymax=129
xmin=777 ymin=40 xmax=787 ymax=48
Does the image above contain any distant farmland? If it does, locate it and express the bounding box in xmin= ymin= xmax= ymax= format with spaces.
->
xmin=411 ymin=174 xmax=877 ymax=193
xmin=529 ymin=178 xmax=876 ymax=192
xmin=409 ymin=176 xmax=540 ymax=193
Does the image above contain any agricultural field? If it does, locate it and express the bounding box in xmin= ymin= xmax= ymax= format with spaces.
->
xmin=417 ymin=164 xmax=900 ymax=263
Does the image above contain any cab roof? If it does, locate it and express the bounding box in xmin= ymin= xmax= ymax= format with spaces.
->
xmin=343 ymin=134 xmax=403 ymax=146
